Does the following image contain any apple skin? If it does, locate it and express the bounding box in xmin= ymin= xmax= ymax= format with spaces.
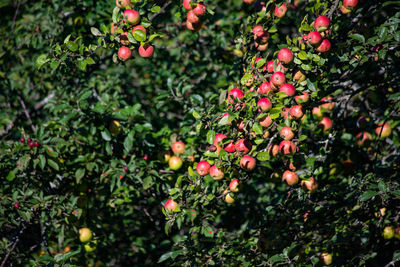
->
xmin=223 ymin=189 xmax=235 ymax=204
xmin=224 ymin=141 xmax=236 ymax=153
xmin=282 ymin=108 xmax=291 ymax=120
xmin=228 ymin=88 xmax=244 ymax=103
xmin=277 ymin=48 xmax=293 ymax=64
xmin=79 ymin=228 xmax=93 ymax=243
xmin=290 ymin=105 xmax=303 ymax=119
xmin=382 ymin=226 xmax=394 ymax=239
xmin=279 ymin=140 xmax=296 ymax=155
xmin=321 ymin=96 xmax=335 ymax=111
xmin=252 ymin=26 xmax=264 ymax=37
xmin=197 ymin=161 xmax=210 ymax=176
xmin=138 ymin=44 xmax=154 ymax=58
xmin=320 ymin=252 xmax=333 ymax=265
xmin=282 ymin=170 xmax=299 ymax=185
xmin=271 ymin=72 xmax=286 ymax=87
xmin=187 ymin=10 xmax=200 ymax=24
xmin=210 ymin=165 xmax=224 ymax=180
xmin=340 ymin=5 xmax=351 ymax=14
xmin=118 ymin=46 xmax=132 ymax=61
xmin=301 ymin=177 xmax=318 ymax=192
xmin=280 ymin=127 xmax=294 ymax=140
xmin=172 ymin=141 xmax=185 ymax=154
xmin=269 ymin=144 xmax=280 ymax=157
xmin=235 ymin=139 xmax=252 ymax=155
xmin=244 ymin=0 xmax=256 ymax=4
xmin=124 ymin=9 xmax=140 ymax=25
xmin=193 ymin=3 xmax=206 ymax=16
xmin=258 ymin=82 xmax=272 ymax=95
xmin=164 ymin=199 xmax=179 ymax=212
xmin=293 ymin=70 xmax=306 ymax=82
xmin=214 ymin=133 xmax=226 ymax=153
xmin=109 ymin=120 xmax=121 ymax=136
xmin=229 ymin=179 xmax=240 ymax=192
xmin=183 ymin=0 xmax=192 ymax=10
xmin=240 ymin=155 xmax=256 ymax=171
xmin=267 ymin=60 xmax=274 ymax=73
xmin=116 ymin=0 xmax=130 ymax=8
xmin=295 ymin=92 xmax=309 ymax=104
xmin=259 ymin=115 xmax=273 ymax=128
xmin=274 ymin=3 xmax=287 ymax=18
xmin=132 ymin=25 xmax=146 ymax=35
xmin=257 ymin=98 xmax=272 ymax=112
xmin=253 ymin=57 xmax=267 ymax=72
xmin=84 ymin=240 xmax=97 ymax=252
xmin=279 ymin=83 xmax=296 ymax=97
xmin=375 ymin=122 xmax=392 ymax=139
xmin=169 ymin=156 xmax=183 ymax=170
xmin=314 ymin=16 xmax=330 ymax=31
xmin=356 ymin=132 xmax=372 ymax=146
xmin=317 ymin=39 xmax=332 ymax=53
xmin=307 ymin=31 xmax=322 ymax=46
xmin=312 ymin=106 xmax=324 ymax=118
xmin=343 ymin=0 xmax=358 ymax=8
xmin=318 ymin=117 xmax=333 ymax=132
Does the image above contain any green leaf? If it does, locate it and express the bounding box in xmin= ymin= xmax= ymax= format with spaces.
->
xmin=206 ymin=130 xmax=216 ymax=145
xmin=360 ymin=190 xmax=377 ymax=201
xmin=124 ymin=133 xmax=133 ymax=152
xmin=158 ymin=250 xmax=183 ymax=263
xmin=257 ymin=152 xmax=270 ymax=161
xmin=192 ymin=110 xmax=201 ymax=119
xmin=143 ymin=176 xmax=153 ymax=189
xmin=101 ymin=130 xmax=111 ymax=141
xmin=252 ymin=122 xmax=263 ymax=135
xmin=47 ymin=159 xmax=59 ymax=171
xmin=75 ymin=168 xmax=85 ymax=180
xmin=298 ymin=51 xmax=308 ymax=60
xmin=6 ymin=170 xmax=15 ymax=181
xmin=240 ymin=73 xmax=253 ymax=85
xmin=90 ymin=27 xmax=102 ymax=36
xmin=66 ymin=41 xmax=78 ymax=52
xmin=36 ymin=54 xmax=49 ymax=69
xmin=133 ymin=29 xmax=146 ymax=42
xmin=112 ymin=7 xmax=120 ymax=23
xmin=306 ymin=79 xmax=316 ymax=91
xmin=38 ymin=154 xmax=46 ymax=170
xmin=50 ymin=60 xmax=60 ymax=70
xmin=151 ymin=5 xmax=161 ymax=12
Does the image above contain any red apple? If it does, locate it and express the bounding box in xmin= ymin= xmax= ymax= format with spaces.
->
xmin=301 ymin=177 xmax=318 ymax=192
xmin=118 ymin=46 xmax=132 ymax=61
xmin=280 ymin=126 xmax=294 ymax=140
xmin=240 ymin=155 xmax=256 ymax=171
xmin=269 ymin=144 xmax=280 ymax=157
xmin=257 ymin=98 xmax=272 ymax=112
xmin=237 ymin=120 xmax=245 ymax=131
xmin=267 ymin=60 xmax=274 ymax=73
xmin=259 ymin=115 xmax=273 ymax=128
xmin=258 ymin=82 xmax=272 ymax=95
xmin=271 ymin=72 xmax=286 ymax=87
xmin=312 ymin=106 xmax=324 ymax=118
xmin=193 ymin=3 xmax=206 ymax=16
xmin=318 ymin=117 xmax=333 ymax=132
xmin=172 ymin=141 xmax=185 ymax=154
xmin=164 ymin=199 xmax=179 ymax=212
xmin=277 ymin=48 xmax=293 ymax=64
xmin=279 ymin=140 xmax=296 ymax=154
xmin=282 ymin=107 xmax=291 ymax=120
xmin=229 ymin=179 xmax=240 ymax=192
xmin=138 ymin=44 xmax=154 ymax=58
xmin=116 ymin=0 xmax=130 ymax=8
xmin=282 ymin=170 xmax=299 ymax=185
xmin=235 ymin=139 xmax=252 ymax=154
xmin=210 ymin=165 xmax=224 ymax=180
xmin=253 ymin=57 xmax=267 ymax=72
xmin=321 ymin=96 xmax=335 ymax=111
xmin=197 ymin=161 xmax=210 ymax=176
xmin=279 ymin=83 xmax=296 ymax=97
xmin=124 ymin=9 xmax=140 ymax=25
xmin=214 ymin=133 xmax=227 ymax=147
xmin=228 ymin=88 xmax=244 ymax=103
xmin=253 ymin=26 xmax=264 ymax=37
xmin=295 ymin=92 xmax=309 ymax=104
xmin=274 ymin=3 xmax=287 ymax=18
xmin=187 ymin=10 xmax=200 ymax=24
xmin=317 ymin=39 xmax=331 ymax=53
xmin=224 ymin=141 xmax=236 ymax=153
xmin=290 ymin=105 xmax=303 ymax=119
xmin=255 ymin=42 xmax=268 ymax=51
xmin=132 ymin=25 xmax=146 ymax=35
xmin=223 ymin=189 xmax=235 ymax=204
xmin=244 ymin=0 xmax=257 ymax=4
xmin=375 ymin=122 xmax=392 ymax=138
xmin=169 ymin=156 xmax=183 ymax=170
xmin=343 ymin=0 xmax=358 ymax=8
xmin=308 ymin=31 xmax=322 ymax=46
xmin=314 ymin=16 xmax=330 ymax=31
xmin=183 ymin=0 xmax=193 ymax=10
xmin=356 ymin=132 xmax=372 ymax=146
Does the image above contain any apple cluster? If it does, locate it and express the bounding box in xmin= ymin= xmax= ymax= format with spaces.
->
xmin=20 ymin=137 xmax=40 ymax=148
xmin=112 ymin=0 xmax=154 ymax=61
xmin=340 ymin=0 xmax=359 ymax=14
xmin=300 ymin=16 xmax=332 ymax=53
xmin=183 ymin=0 xmax=207 ymax=31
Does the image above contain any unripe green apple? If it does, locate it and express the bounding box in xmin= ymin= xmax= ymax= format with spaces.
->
xmin=84 ymin=240 xmax=97 ymax=252
xmin=169 ymin=156 xmax=182 ymax=170
xmin=382 ymin=226 xmax=394 ymax=239
xmin=79 ymin=228 xmax=93 ymax=243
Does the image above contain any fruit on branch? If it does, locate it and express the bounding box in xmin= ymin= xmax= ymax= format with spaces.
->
xmin=375 ymin=122 xmax=392 ymax=139
xmin=293 ymin=70 xmax=306 ymax=82
xmin=271 ymin=72 xmax=286 ymax=87
xmin=120 ymin=32 xmax=130 ymax=45
xmin=197 ymin=161 xmax=211 ymax=176
xmin=307 ymin=31 xmax=322 ymax=46
xmin=282 ymin=108 xmax=291 ymax=120
xmin=318 ymin=117 xmax=333 ymax=132
xmin=295 ymin=91 xmax=309 ymax=104
xmin=356 ymin=132 xmax=372 ymax=146
xmin=118 ymin=46 xmax=132 ymax=61
xmin=116 ymin=0 xmax=130 ymax=8
xmin=229 ymin=179 xmax=240 ymax=192
xmin=240 ymin=155 xmax=256 ymax=171
xmin=169 ymin=156 xmax=183 ymax=170
xmin=320 ymin=252 xmax=333 ymax=265
xmin=258 ymin=82 xmax=272 ymax=94
xmin=228 ymin=88 xmax=244 ymax=103
xmin=79 ymin=228 xmax=93 ymax=243
xmin=382 ymin=226 xmax=394 ymax=239
xmin=235 ymin=139 xmax=252 ymax=154
xmin=224 ymin=141 xmax=236 ymax=153
xmin=301 ymin=177 xmax=318 ymax=192
xmin=210 ymin=165 xmax=224 ymax=180
xmin=279 ymin=140 xmax=296 ymax=154
xmin=252 ymin=26 xmax=264 ymax=37
xmin=133 ymin=25 xmax=146 ymax=35
xmin=193 ymin=3 xmax=207 ymax=16
xmin=280 ymin=126 xmax=294 ymax=140
xmin=254 ymin=57 xmax=267 ymax=72
xmin=317 ymin=39 xmax=332 ymax=53
xmin=282 ymin=170 xmax=299 ymax=185
xmin=164 ymin=199 xmax=180 ymax=212
xmin=267 ymin=60 xmax=274 ymax=73
xmin=124 ymin=9 xmax=140 ymax=25
xmin=343 ymin=0 xmax=358 ymax=9
xmin=312 ymin=106 xmax=323 ymax=119
xmin=172 ymin=141 xmax=185 ymax=154
xmin=257 ymin=98 xmax=272 ymax=111
xmin=186 ymin=20 xmax=202 ymax=31
xmin=214 ymin=133 xmax=227 ymax=151
xmin=314 ymin=16 xmax=330 ymax=31
xmin=340 ymin=6 xmax=352 ymax=14
xmin=279 ymin=83 xmax=296 ymax=97
xmin=290 ymin=105 xmax=303 ymax=119
xmin=109 ymin=120 xmax=122 ymax=136
xmin=274 ymin=3 xmax=287 ymax=18
xmin=84 ymin=240 xmax=97 ymax=253
xmin=187 ymin=11 xmax=200 ymax=24
xmin=321 ymin=96 xmax=335 ymax=111
xmin=183 ymin=0 xmax=193 ymax=10
xmin=244 ymin=0 xmax=256 ymax=4
xmin=223 ymin=189 xmax=235 ymax=204
xmin=138 ymin=44 xmax=154 ymax=58
xmin=269 ymin=144 xmax=280 ymax=157
xmin=259 ymin=115 xmax=273 ymax=128
xmin=277 ymin=48 xmax=293 ymax=64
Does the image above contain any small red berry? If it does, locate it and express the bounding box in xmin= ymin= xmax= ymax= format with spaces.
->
xmin=29 ymin=143 xmax=34 ymax=148
xmin=27 ymin=138 xmax=32 ymax=143
xmin=34 ymin=141 xmax=40 ymax=147
xmin=123 ymin=166 xmax=129 ymax=172
xmin=20 ymin=137 xmax=25 ymax=143
xmin=14 ymin=202 xmax=19 ymax=209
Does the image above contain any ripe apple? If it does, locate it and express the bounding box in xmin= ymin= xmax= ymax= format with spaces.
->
xmin=269 ymin=144 xmax=280 ymax=157
xmin=282 ymin=170 xmax=299 ymax=185
xmin=320 ymin=252 xmax=333 ymax=265
xmin=172 ymin=141 xmax=185 ymax=154
xmin=84 ymin=240 xmax=97 ymax=253
xmin=164 ymin=153 xmax=171 ymax=163
xmin=277 ymin=48 xmax=293 ymax=64
xmin=343 ymin=0 xmax=358 ymax=8
xmin=279 ymin=83 xmax=296 ymax=97
xmin=235 ymin=139 xmax=252 ymax=154
xmin=280 ymin=126 xmax=294 ymax=140
xmin=197 ymin=160 xmax=210 ymax=176
xmin=318 ymin=117 xmax=333 ymax=132
xmin=193 ymin=3 xmax=206 ymax=16
xmin=124 ymin=9 xmax=140 ymax=25
xmin=314 ymin=16 xmax=330 ymax=31
xmin=109 ymin=120 xmax=121 ymax=136
xmin=259 ymin=115 xmax=273 ymax=128
xmin=317 ymin=39 xmax=332 ymax=53
xmin=169 ymin=156 xmax=183 ymax=170
xmin=293 ymin=70 xmax=306 ymax=82
xmin=312 ymin=106 xmax=324 ymax=118
xmin=356 ymin=132 xmax=372 ymax=146
xmin=271 ymin=72 xmax=286 ymax=87
xmin=279 ymin=140 xmax=296 ymax=154
xmin=321 ymin=96 xmax=335 ymax=111
xmin=138 ymin=44 xmax=154 ymax=58
xmin=290 ymin=105 xmax=303 ymax=119
xmin=252 ymin=26 xmax=264 ymax=37
xmin=214 ymin=133 xmax=227 ymax=150
xmin=183 ymin=0 xmax=192 ymax=10
xmin=228 ymin=88 xmax=244 ymax=103
xmin=282 ymin=107 xmax=291 ymax=120
xmin=258 ymin=82 xmax=272 ymax=95
xmin=295 ymin=91 xmax=309 ymax=104
xmin=375 ymin=122 xmax=391 ymax=138
xmin=116 ymin=0 xmax=130 ymax=8
xmin=274 ymin=3 xmax=287 ymax=18
xmin=301 ymin=177 xmax=318 ymax=192
xmin=253 ymin=57 xmax=267 ymax=72
xmin=210 ymin=165 xmax=224 ymax=180
xmin=187 ymin=10 xmax=200 ymax=24
xmin=267 ymin=60 xmax=274 ymax=73
xmin=132 ymin=25 xmax=146 ymax=35
xmin=240 ymin=155 xmax=256 ymax=171
xmin=308 ymin=31 xmax=322 ymax=46
xmin=79 ymin=228 xmax=93 ymax=243
xmin=120 ymin=32 xmax=130 ymax=45
xmin=255 ymin=32 xmax=270 ymax=44
xmin=118 ymin=46 xmax=132 ymax=61
xmin=164 ymin=199 xmax=180 ymax=212
xmin=223 ymin=189 xmax=235 ymax=204
xmin=229 ymin=179 xmax=240 ymax=192
xmin=382 ymin=226 xmax=394 ymax=239
xmin=257 ymin=98 xmax=272 ymax=112
xmin=224 ymin=141 xmax=236 ymax=153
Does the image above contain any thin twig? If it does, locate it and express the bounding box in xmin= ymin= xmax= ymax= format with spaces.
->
xmin=149 ymin=1 xmax=172 ymax=21
xmin=17 ymin=95 xmax=36 ymax=132
xmin=1 ymin=238 xmax=19 ymax=267
xmin=34 ymin=92 xmax=55 ymax=110
xmin=11 ymin=1 xmax=21 ymax=30
xmin=328 ymin=0 xmax=340 ymax=20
